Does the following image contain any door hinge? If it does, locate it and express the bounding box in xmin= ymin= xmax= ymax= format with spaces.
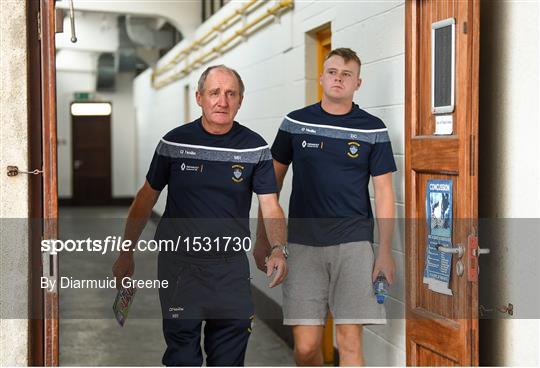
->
xmin=470 ymin=134 xmax=476 ymax=176
xmin=463 ymin=21 xmax=468 ymax=34
xmin=37 ymin=10 xmax=41 ymax=41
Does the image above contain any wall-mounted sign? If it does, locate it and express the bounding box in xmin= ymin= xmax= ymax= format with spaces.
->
xmin=431 ymin=18 xmax=455 ymax=114
xmin=423 ymin=179 xmax=453 ymax=295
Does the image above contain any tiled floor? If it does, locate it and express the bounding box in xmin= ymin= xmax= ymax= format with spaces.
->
xmin=58 ymin=206 xmax=294 ymax=366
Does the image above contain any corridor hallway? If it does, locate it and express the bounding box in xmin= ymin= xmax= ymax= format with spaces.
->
xmin=58 ymin=206 xmax=294 ymax=366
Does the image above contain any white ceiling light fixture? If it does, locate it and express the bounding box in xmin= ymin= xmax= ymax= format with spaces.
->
xmin=71 ymin=102 xmax=112 ymax=116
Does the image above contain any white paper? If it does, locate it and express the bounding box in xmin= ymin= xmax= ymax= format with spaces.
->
xmin=435 ymin=115 xmax=453 ymax=135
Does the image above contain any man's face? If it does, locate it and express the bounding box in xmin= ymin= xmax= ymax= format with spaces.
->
xmin=196 ymin=69 xmax=243 ymax=128
xmin=320 ymin=55 xmax=362 ymax=101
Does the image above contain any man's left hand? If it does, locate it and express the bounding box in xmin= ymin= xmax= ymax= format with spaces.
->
xmin=253 ymin=242 xmax=270 ymax=272
xmin=266 ymin=252 xmax=288 ymax=288
xmin=372 ymin=250 xmax=395 ymax=284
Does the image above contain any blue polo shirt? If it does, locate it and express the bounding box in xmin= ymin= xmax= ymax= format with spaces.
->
xmin=146 ymin=118 xmax=277 ymax=257
xmin=271 ymin=102 xmax=397 ymax=246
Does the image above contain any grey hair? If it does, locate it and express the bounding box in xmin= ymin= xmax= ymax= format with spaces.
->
xmin=197 ymin=65 xmax=245 ymax=96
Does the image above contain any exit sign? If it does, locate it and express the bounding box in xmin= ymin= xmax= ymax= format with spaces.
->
xmin=74 ymin=92 xmax=92 ymax=101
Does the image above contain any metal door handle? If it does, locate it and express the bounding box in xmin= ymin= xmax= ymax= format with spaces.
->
xmin=473 ymin=247 xmax=490 ymax=257
xmin=437 ymin=243 xmax=464 ymax=258
xmin=73 ymin=160 xmax=82 ymax=169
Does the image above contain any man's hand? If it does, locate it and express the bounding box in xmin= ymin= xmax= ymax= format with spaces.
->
xmin=253 ymin=242 xmax=269 ymax=272
xmin=266 ymin=251 xmax=288 ymax=288
xmin=112 ymin=252 xmax=135 ymax=289
xmin=372 ymin=250 xmax=395 ymax=284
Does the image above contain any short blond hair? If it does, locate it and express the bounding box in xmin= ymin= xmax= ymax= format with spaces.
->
xmin=325 ymin=48 xmax=361 ymax=75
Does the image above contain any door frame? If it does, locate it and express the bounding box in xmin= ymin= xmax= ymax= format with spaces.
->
xmin=28 ymin=0 xmax=44 ymax=363
xmin=40 ymin=0 xmax=59 ymax=365
xmin=70 ymin=102 xmax=113 ymax=206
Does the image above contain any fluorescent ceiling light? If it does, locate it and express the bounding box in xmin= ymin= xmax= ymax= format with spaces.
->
xmin=71 ymin=102 xmax=112 ymax=116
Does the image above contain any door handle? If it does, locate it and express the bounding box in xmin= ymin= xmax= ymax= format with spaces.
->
xmin=73 ymin=159 xmax=82 ymax=169
xmin=473 ymin=247 xmax=490 ymax=257
xmin=437 ymin=243 xmax=464 ymax=258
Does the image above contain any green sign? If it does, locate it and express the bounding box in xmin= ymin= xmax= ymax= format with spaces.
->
xmin=74 ymin=92 xmax=91 ymax=101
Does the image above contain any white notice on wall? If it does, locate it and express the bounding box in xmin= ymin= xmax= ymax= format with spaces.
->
xmin=434 ymin=115 xmax=453 ymax=135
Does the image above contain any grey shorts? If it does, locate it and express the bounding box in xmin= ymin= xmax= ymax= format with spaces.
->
xmin=282 ymin=241 xmax=386 ymax=326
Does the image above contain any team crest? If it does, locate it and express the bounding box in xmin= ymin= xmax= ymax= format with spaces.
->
xmin=347 ymin=142 xmax=360 ymax=158
xmin=232 ymin=164 xmax=244 ymax=183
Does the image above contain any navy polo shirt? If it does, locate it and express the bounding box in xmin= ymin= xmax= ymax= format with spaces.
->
xmin=146 ymin=118 xmax=277 ymax=256
xmin=271 ymin=102 xmax=397 ymax=246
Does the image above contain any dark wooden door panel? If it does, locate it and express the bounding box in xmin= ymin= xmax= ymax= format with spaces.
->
xmin=72 ymin=113 xmax=112 ymax=205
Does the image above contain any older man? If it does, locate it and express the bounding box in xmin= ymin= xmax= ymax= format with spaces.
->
xmin=113 ymin=65 xmax=287 ymax=366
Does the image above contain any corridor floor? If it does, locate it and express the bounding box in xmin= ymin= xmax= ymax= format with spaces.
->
xmin=58 ymin=206 xmax=294 ymax=366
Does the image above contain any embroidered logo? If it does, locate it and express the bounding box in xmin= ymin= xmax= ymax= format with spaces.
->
xmin=347 ymin=142 xmax=360 ymax=158
xmin=232 ymin=164 xmax=244 ymax=183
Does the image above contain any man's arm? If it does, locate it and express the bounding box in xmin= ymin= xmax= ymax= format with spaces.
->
xmin=112 ymin=180 xmax=161 ymax=287
xmin=254 ymin=160 xmax=289 ymax=272
xmin=257 ymin=192 xmax=288 ymax=287
xmin=372 ymin=172 xmax=396 ymax=284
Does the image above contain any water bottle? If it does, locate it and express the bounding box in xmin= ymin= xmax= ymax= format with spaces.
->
xmin=373 ymin=272 xmax=389 ymax=304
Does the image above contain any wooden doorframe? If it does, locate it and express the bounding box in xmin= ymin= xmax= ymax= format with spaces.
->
xmin=405 ymin=0 xmax=480 ymax=365
xmin=316 ymin=27 xmax=331 ymax=101
xmin=28 ymin=0 xmax=44 ymax=364
xmin=40 ymin=0 xmax=59 ymax=365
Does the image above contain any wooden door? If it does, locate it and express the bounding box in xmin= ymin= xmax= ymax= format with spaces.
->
xmin=405 ymin=0 xmax=480 ymax=366
xmin=72 ymin=111 xmax=112 ymax=205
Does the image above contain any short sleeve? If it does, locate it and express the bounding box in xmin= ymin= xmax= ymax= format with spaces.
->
xmin=252 ymin=147 xmax=278 ymax=194
xmin=145 ymin=141 xmax=170 ymax=191
xmin=369 ymin=131 xmax=397 ymax=176
xmin=271 ymin=118 xmax=293 ymax=165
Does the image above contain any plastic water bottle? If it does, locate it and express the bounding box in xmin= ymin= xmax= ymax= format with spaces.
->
xmin=373 ymin=272 xmax=389 ymax=304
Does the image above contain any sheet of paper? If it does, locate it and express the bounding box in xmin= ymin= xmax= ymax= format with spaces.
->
xmin=435 ymin=115 xmax=453 ymax=135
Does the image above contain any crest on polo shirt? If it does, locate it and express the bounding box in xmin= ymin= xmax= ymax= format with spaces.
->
xmin=232 ymin=164 xmax=244 ymax=183
xmin=347 ymin=141 xmax=360 ymax=158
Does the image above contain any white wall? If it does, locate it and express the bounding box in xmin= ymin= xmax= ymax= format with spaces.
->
xmin=0 ymin=0 xmax=29 ymax=365
xmin=134 ymin=1 xmax=406 ymax=364
xmin=100 ymin=73 xmax=137 ymax=197
xmin=479 ymin=1 xmax=539 ymax=366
